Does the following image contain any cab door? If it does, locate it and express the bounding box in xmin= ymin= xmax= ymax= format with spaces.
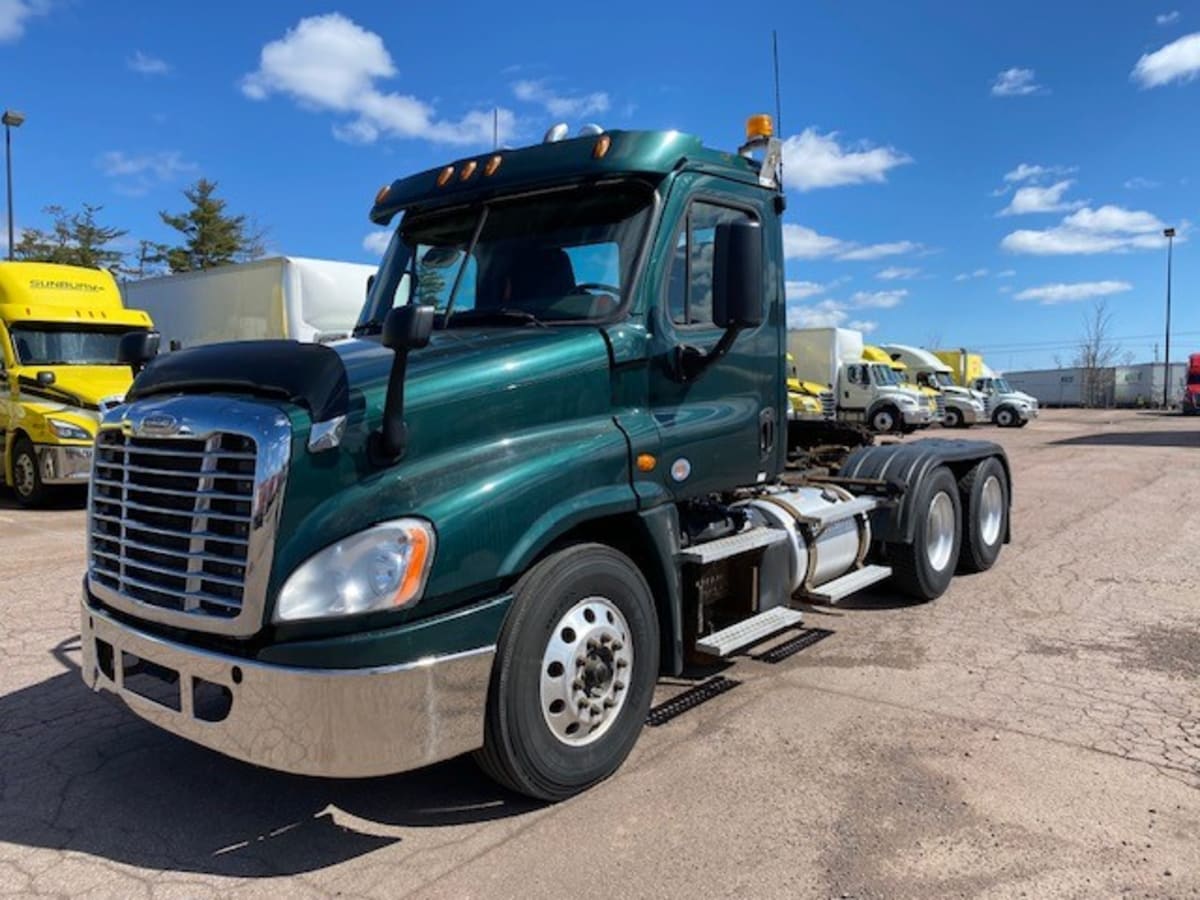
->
xmin=841 ymin=363 xmax=874 ymax=411
xmin=645 ymin=174 xmax=783 ymax=499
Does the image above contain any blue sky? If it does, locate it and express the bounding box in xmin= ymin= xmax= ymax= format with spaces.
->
xmin=2 ymin=0 xmax=1198 ymax=369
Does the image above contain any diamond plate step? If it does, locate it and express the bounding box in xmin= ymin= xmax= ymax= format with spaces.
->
xmin=796 ymin=495 xmax=882 ymax=530
xmin=678 ymin=526 xmax=788 ymax=565
xmin=801 ymin=564 xmax=893 ymax=604
xmin=695 ymin=606 xmax=804 ymax=657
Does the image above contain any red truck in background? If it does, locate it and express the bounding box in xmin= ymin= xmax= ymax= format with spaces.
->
xmin=1184 ymin=354 xmax=1200 ymax=415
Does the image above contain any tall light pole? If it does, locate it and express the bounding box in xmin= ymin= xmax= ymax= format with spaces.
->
xmin=1163 ymin=226 xmax=1176 ymax=409
xmin=3 ymin=109 xmax=24 ymax=262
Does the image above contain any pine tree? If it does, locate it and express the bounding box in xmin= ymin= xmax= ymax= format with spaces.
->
xmin=158 ymin=179 xmax=265 ymax=272
xmin=13 ymin=204 xmax=128 ymax=272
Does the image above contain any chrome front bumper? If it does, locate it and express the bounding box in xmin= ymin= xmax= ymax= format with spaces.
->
xmin=955 ymin=404 xmax=984 ymax=424
xmin=901 ymin=407 xmax=934 ymax=426
xmin=37 ymin=443 xmax=93 ymax=484
xmin=81 ymin=602 xmax=495 ymax=778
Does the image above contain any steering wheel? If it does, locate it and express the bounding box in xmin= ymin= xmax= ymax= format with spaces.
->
xmin=573 ymin=282 xmax=620 ymax=295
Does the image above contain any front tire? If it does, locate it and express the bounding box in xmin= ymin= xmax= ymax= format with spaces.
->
xmin=993 ymin=406 xmax=1018 ymax=428
xmin=957 ymin=458 xmax=1009 ymax=573
xmin=476 ymin=543 xmax=660 ymax=801
xmin=888 ymin=466 xmax=962 ymax=601
xmin=870 ymin=405 xmax=900 ymax=434
xmin=11 ymin=438 xmax=48 ymax=508
xmin=943 ymin=407 xmax=962 ymax=429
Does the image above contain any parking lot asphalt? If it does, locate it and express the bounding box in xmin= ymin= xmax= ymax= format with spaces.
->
xmin=1 ymin=409 xmax=1197 ymax=899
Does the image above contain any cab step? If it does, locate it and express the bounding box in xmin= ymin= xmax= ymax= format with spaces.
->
xmin=695 ymin=606 xmax=804 ymax=657
xmin=801 ymin=564 xmax=893 ymax=604
xmin=678 ymin=526 xmax=788 ymax=565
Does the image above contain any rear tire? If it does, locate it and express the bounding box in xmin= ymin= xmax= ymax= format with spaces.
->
xmin=11 ymin=438 xmax=48 ymax=508
xmin=475 ymin=543 xmax=659 ymax=801
xmin=888 ymin=466 xmax=961 ymax=601
xmin=957 ymin=457 xmax=1008 ymax=573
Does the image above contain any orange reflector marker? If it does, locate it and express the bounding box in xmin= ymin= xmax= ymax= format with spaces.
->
xmin=393 ymin=527 xmax=432 ymax=608
xmin=484 ymin=154 xmax=502 ymax=176
xmin=436 ymin=165 xmax=455 ymax=186
xmin=374 ymin=184 xmax=390 ymax=204
xmin=745 ymin=113 xmax=774 ymax=140
xmin=636 ymin=453 xmax=656 ymax=472
xmin=460 ymin=160 xmax=478 ymax=180
xmin=593 ymin=134 xmax=612 ymax=159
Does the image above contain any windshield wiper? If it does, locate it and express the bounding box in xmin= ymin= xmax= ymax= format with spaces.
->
xmin=445 ymin=308 xmax=548 ymax=328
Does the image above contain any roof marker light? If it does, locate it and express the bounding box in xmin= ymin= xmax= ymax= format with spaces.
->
xmin=374 ymin=184 xmax=390 ymax=205
xmin=593 ymin=134 xmax=612 ymax=159
xmin=746 ymin=114 xmax=774 ymax=141
xmin=436 ymin=166 xmax=455 ymax=186
xmin=460 ymin=160 xmax=478 ymax=181
xmin=484 ymin=154 xmax=502 ymax=176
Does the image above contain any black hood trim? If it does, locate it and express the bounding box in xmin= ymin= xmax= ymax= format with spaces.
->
xmin=126 ymin=341 xmax=350 ymax=422
xmin=17 ymin=376 xmax=98 ymax=411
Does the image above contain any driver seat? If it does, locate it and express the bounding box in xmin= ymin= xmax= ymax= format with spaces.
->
xmin=507 ymin=246 xmax=577 ymax=303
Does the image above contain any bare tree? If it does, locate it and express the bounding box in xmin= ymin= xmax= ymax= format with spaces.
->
xmin=923 ymin=330 xmax=943 ymax=349
xmin=1072 ymin=299 xmax=1120 ymax=408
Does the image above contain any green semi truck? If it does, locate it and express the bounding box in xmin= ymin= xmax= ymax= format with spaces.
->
xmin=81 ymin=117 xmax=1012 ymax=800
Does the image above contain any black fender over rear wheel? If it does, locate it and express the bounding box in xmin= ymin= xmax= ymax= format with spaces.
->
xmin=888 ymin=465 xmax=962 ymax=601
xmin=475 ymin=543 xmax=659 ymax=801
xmin=957 ymin=457 xmax=1009 ymax=573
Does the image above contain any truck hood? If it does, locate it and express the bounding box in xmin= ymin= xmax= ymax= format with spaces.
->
xmin=943 ymin=385 xmax=986 ymax=403
xmin=15 ymin=365 xmax=132 ymax=412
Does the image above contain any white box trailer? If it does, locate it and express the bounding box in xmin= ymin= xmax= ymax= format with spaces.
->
xmin=787 ymin=327 xmax=864 ymax=389
xmin=1114 ymin=363 xmax=1187 ymax=407
xmin=1005 ymin=368 xmax=1086 ymax=407
xmin=122 ymin=257 xmax=376 ymax=350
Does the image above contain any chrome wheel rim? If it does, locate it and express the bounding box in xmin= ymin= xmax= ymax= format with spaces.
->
xmin=13 ymin=453 xmax=34 ymax=498
xmin=925 ymin=492 xmax=956 ymax=572
xmin=540 ymin=596 xmax=633 ymax=747
xmin=874 ymin=410 xmax=894 ymax=432
xmin=997 ymin=409 xmax=1013 ymax=426
xmin=946 ymin=410 xmax=959 ymax=427
xmin=979 ymin=475 xmax=1004 ymax=546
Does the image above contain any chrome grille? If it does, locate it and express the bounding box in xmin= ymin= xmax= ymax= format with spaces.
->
xmin=819 ymin=390 xmax=836 ymax=420
xmin=935 ymin=394 xmax=947 ymax=418
xmin=90 ymin=430 xmax=257 ymax=619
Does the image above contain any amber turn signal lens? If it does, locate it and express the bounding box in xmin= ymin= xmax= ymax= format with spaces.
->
xmin=374 ymin=184 xmax=390 ymax=204
xmin=436 ymin=166 xmax=455 ymax=186
xmin=636 ymin=453 xmax=656 ymax=472
xmin=745 ymin=113 xmax=774 ymax=140
xmin=484 ymin=154 xmax=502 ymax=176
xmin=460 ymin=160 xmax=478 ymax=180
xmin=593 ymin=134 xmax=612 ymax=159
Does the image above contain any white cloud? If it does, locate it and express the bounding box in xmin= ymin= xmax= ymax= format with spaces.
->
xmin=996 ymin=269 xmax=1016 ymax=277
xmin=837 ymin=240 xmax=921 ymax=261
xmin=876 ymin=266 xmax=919 ymax=280
xmin=782 ymin=223 xmax=849 ymax=259
xmin=1157 ymin=11 xmax=1180 ymax=25
xmin=97 ymin=150 xmax=197 ymax=195
xmin=241 ymin=13 xmax=515 ymax=146
xmin=1005 ymin=163 xmax=1056 ymax=183
xmin=781 ymin=128 xmax=912 ymax=192
xmin=991 ymin=67 xmax=1045 ymax=96
xmin=1132 ymin=32 xmax=1200 ymax=87
xmin=850 ymin=289 xmax=907 ymax=309
xmin=954 ymin=268 xmax=990 ymax=282
xmin=1014 ymin=280 xmax=1133 ymax=305
xmin=1000 ymin=180 xmax=1084 ymax=215
xmin=363 ymin=231 xmax=392 ymax=255
xmin=848 ymin=319 xmax=878 ymax=334
xmin=511 ymin=80 xmax=609 ymax=119
xmin=785 ymin=280 xmax=825 ymax=301
xmin=128 ymin=51 xmax=170 ymax=76
xmin=788 ymin=299 xmax=850 ymax=329
xmin=0 ymin=0 xmax=48 ymax=42
xmin=783 ymin=223 xmax=922 ymax=262
xmin=1001 ymin=204 xmax=1178 ymax=255
xmin=1124 ymin=176 xmax=1160 ymax=189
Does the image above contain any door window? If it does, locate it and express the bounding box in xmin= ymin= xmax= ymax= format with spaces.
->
xmin=668 ymin=201 xmax=756 ymax=327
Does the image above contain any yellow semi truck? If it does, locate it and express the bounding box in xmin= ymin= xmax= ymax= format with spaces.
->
xmin=0 ymin=262 xmax=154 ymax=505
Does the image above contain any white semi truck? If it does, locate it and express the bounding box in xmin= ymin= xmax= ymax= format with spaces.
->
xmin=788 ymin=327 xmax=933 ymax=434
xmin=121 ymin=256 xmax=376 ymax=351
xmin=882 ymin=344 xmax=987 ymax=429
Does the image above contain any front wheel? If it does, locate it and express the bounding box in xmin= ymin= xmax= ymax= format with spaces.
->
xmin=11 ymin=438 xmax=48 ymax=508
xmin=475 ymin=543 xmax=659 ymax=801
xmin=888 ymin=465 xmax=962 ymax=601
xmin=943 ymin=407 xmax=962 ymax=429
xmin=870 ymin=405 xmax=900 ymax=434
xmin=993 ymin=406 xmax=1018 ymax=428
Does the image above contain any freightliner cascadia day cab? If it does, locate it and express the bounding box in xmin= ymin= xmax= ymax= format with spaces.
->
xmin=933 ymin=349 xmax=1038 ymax=428
xmin=862 ymin=344 xmax=942 ymax=427
xmin=0 ymin=262 xmax=155 ymax=506
xmin=882 ymin=344 xmax=987 ymax=429
xmin=789 ymin=327 xmax=934 ymax=434
xmin=80 ymin=117 xmax=1014 ymax=800
xmin=1183 ymin=354 xmax=1200 ymax=415
xmin=122 ymin=256 xmax=378 ymax=351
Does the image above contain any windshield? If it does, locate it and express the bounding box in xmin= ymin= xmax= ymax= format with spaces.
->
xmin=357 ymin=181 xmax=654 ymax=332
xmin=10 ymin=324 xmax=143 ymax=365
xmin=934 ymin=372 xmax=954 ymax=388
xmin=994 ymin=377 xmax=1014 ymax=393
xmin=870 ymin=364 xmax=901 ymax=386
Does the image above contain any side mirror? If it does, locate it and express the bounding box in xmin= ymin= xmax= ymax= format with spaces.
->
xmin=118 ymin=330 xmax=161 ymax=376
xmin=366 ymin=273 xmax=376 ymax=298
xmin=712 ymin=221 xmax=764 ymax=330
xmin=36 ymin=370 xmax=56 ymax=386
xmin=371 ymin=305 xmax=435 ymax=465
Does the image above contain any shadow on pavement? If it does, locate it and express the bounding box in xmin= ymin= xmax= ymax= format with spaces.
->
xmin=0 ymin=636 xmax=543 ymax=877
xmin=1051 ymin=430 xmax=1200 ymax=449
xmin=0 ymin=486 xmax=87 ymax=511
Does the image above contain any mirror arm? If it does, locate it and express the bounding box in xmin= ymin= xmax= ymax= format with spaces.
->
xmin=676 ymin=326 xmax=741 ymax=383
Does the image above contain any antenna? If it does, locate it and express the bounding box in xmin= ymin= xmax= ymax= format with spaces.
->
xmin=492 ymin=108 xmax=499 ymax=150
xmin=772 ymin=30 xmax=782 ymax=135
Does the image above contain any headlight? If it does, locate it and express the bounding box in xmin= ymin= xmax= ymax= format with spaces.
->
xmin=274 ymin=519 xmax=436 ymax=623
xmin=897 ymin=396 xmax=918 ymax=408
xmin=48 ymin=418 xmax=92 ymax=441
